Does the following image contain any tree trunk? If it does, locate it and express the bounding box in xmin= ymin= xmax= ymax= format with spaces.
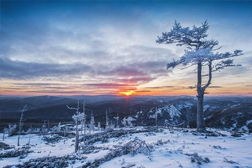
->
xmin=197 ymin=92 xmax=205 ymax=131
xmin=197 ymin=63 xmax=206 ymax=132
xmin=75 ymin=122 xmax=79 ymax=152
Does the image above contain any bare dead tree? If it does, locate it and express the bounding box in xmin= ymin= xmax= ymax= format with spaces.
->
xmin=17 ymin=104 xmax=27 ymax=146
xmin=81 ymin=101 xmax=87 ymax=135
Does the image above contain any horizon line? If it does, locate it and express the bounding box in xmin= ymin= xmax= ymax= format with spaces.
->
xmin=0 ymin=94 xmax=251 ymax=98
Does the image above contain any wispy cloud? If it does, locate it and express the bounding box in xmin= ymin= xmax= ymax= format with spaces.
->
xmin=0 ymin=58 xmax=92 ymax=79
xmin=208 ymin=86 xmax=223 ymax=89
xmin=144 ymin=86 xmax=174 ymax=89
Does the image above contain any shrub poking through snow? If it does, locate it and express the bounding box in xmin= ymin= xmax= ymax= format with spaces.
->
xmin=186 ymin=152 xmax=210 ymax=165
xmin=123 ymin=137 xmax=153 ymax=158
xmin=81 ymin=128 xmax=150 ymax=145
xmin=42 ymin=134 xmax=63 ymax=144
xmin=0 ymin=146 xmax=32 ymax=159
xmin=154 ymin=139 xmax=170 ymax=146
xmin=81 ymin=145 xmax=111 ymax=154
xmin=213 ymin=145 xmax=226 ymax=150
xmin=3 ymin=154 xmax=87 ymax=168
xmin=122 ymin=163 xmax=136 ymax=168
xmin=7 ymin=124 xmax=17 ymax=136
xmin=223 ymin=157 xmax=239 ymax=164
xmin=0 ymin=142 xmax=14 ymax=150
xmin=82 ymin=138 xmax=153 ymax=168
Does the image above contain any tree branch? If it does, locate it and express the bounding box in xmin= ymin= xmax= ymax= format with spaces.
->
xmin=167 ymin=59 xmax=183 ymax=69
xmin=203 ymin=61 xmax=212 ymax=90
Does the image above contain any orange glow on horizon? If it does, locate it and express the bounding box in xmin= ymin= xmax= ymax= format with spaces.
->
xmin=119 ymin=90 xmax=135 ymax=96
xmin=1 ymin=82 xmax=252 ymax=97
xmin=1 ymin=90 xmax=251 ymax=97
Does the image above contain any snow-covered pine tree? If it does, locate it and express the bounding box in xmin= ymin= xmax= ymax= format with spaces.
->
xmin=114 ymin=113 xmax=119 ymax=128
xmin=105 ymin=110 xmax=109 ymax=130
xmin=90 ymin=111 xmax=95 ymax=133
xmin=121 ymin=117 xmax=135 ymax=127
xmin=121 ymin=117 xmax=127 ymax=127
xmin=97 ymin=122 xmax=101 ymax=131
xmin=127 ymin=117 xmax=135 ymax=127
xmin=67 ymin=100 xmax=84 ymax=152
xmin=169 ymin=105 xmax=181 ymax=121
xmin=8 ymin=124 xmax=17 ymax=136
xmin=157 ymin=21 xmax=243 ymax=132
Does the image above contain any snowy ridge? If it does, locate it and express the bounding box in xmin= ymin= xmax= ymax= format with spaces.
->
xmin=149 ymin=105 xmax=181 ymax=119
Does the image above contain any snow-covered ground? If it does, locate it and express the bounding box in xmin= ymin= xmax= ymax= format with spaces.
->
xmin=0 ymin=133 xmax=74 ymax=167
xmin=1 ymin=127 xmax=252 ymax=168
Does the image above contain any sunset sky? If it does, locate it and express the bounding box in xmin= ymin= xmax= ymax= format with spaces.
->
xmin=1 ymin=0 xmax=252 ymax=96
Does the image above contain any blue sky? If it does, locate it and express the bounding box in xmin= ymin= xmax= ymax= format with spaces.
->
xmin=1 ymin=0 xmax=252 ymax=96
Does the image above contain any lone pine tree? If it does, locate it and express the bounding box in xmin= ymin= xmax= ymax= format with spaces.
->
xmin=156 ymin=21 xmax=243 ymax=132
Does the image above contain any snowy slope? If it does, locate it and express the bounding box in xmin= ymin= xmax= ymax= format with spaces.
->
xmin=1 ymin=127 xmax=252 ymax=168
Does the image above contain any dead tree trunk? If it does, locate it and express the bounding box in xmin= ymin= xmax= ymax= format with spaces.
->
xmin=18 ymin=105 xmax=27 ymax=146
xmin=75 ymin=120 xmax=79 ymax=152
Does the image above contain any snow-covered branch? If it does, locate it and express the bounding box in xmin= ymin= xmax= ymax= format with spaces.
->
xmin=213 ymin=59 xmax=241 ymax=72
xmin=157 ymin=21 xmax=218 ymax=50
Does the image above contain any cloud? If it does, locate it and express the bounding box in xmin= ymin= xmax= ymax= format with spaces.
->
xmin=142 ymin=85 xmax=189 ymax=91
xmin=84 ymin=83 xmax=135 ymax=89
xmin=13 ymin=83 xmax=60 ymax=86
xmin=26 ymin=90 xmax=111 ymax=95
xmin=98 ymin=66 xmax=146 ymax=77
xmin=117 ymin=77 xmax=155 ymax=85
xmin=135 ymin=90 xmax=152 ymax=93
xmin=1 ymin=1 xmax=251 ymax=96
xmin=144 ymin=86 xmax=174 ymax=89
xmin=208 ymin=86 xmax=223 ymax=89
xmin=0 ymin=58 xmax=92 ymax=79
xmin=0 ymin=58 xmax=167 ymax=87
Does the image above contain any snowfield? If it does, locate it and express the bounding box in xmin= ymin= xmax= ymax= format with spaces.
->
xmin=0 ymin=127 xmax=252 ymax=168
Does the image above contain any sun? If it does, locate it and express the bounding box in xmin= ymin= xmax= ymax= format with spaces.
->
xmin=120 ymin=90 xmax=135 ymax=96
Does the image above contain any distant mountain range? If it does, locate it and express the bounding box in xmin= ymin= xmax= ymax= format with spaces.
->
xmin=0 ymin=95 xmax=251 ymax=131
